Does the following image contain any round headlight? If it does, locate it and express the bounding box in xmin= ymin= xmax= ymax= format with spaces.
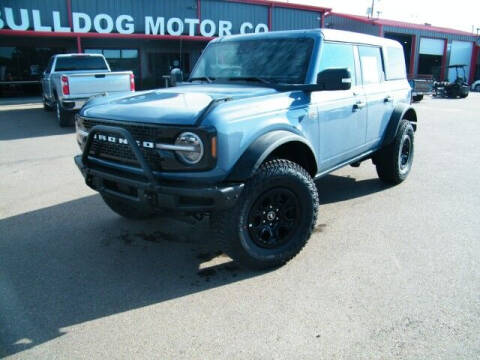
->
xmin=174 ymin=132 xmax=204 ymax=165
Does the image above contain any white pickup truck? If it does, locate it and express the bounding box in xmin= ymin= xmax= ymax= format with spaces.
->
xmin=41 ymin=53 xmax=135 ymax=126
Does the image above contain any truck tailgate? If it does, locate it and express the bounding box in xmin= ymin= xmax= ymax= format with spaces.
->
xmin=67 ymin=72 xmax=132 ymax=96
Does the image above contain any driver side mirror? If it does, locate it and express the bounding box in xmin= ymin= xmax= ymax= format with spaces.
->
xmin=316 ymin=68 xmax=352 ymax=91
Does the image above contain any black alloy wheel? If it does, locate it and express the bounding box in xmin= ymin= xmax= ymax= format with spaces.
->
xmin=247 ymin=187 xmax=301 ymax=249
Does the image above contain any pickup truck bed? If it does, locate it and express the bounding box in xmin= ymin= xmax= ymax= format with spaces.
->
xmin=41 ymin=53 xmax=134 ymax=126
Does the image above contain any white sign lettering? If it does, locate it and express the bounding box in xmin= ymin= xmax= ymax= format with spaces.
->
xmin=93 ymin=14 xmax=114 ymax=33
xmin=116 ymin=14 xmax=134 ymax=34
xmin=0 ymin=7 xmax=270 ymax=36
xmin=32 ymin=9 xmax=52 ymax=31
xmin=200 ymin=19 xmax=216 ymax=37
xmin=73 ymin=12 xmax=91 ymax=32
xmin=53 ymin=11 xmax=70 ymax=32
xmin=240 ymin=22 xmax=253 ymax=34
xmin=5 ymin=7 xmax=29 ymax=31
xmin=167 ymin=17 xmax=183 ymax=36
xmin=184 ymin=18 xmax=199 ymax=36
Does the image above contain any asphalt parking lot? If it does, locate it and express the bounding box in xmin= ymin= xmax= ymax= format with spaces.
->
xmin=1 ymin=94 xmax=479 ymax=359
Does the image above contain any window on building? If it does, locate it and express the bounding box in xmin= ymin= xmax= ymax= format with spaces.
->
xmin=84 ymin=48 xmax=139 ymax=79
xmin=358 ymin=46 xmax=385 ymax=84
xmin=318 ymin=42 xmax=357 ymax=85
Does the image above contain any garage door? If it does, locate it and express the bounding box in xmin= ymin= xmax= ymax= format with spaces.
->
xmin=419 ymin=38 xmax=444 ymax=55
xmin=448 ymin=41 xmax=473 ymax=82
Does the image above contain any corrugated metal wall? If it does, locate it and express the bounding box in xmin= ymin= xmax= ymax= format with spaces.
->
xmin=71 ymin=0 xmax=197 ymax=35
xmin=382 ymin=25 xmax=477 ymax=42
xmin=271 ymin=7 xmax=320 ymax=31
xmin=1 ymin=0 xmax=68 ymax=29
xmin=0 ymin=0 xmax=329 ymax=35
xmin=325 ymin=15 xmax=380 ymax=36
xmin=201 ymin=0 xmax=268 ymax=34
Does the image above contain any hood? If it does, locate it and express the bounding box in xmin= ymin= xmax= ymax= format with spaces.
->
xmin=81 ymin=84 xmax=279 ymax=125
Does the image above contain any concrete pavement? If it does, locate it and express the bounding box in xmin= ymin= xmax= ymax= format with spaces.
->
xmin=0 ymin=94 xmax=479 ymax=359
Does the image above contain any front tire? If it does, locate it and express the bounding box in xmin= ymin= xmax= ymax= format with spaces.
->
xmin=102 ymin=194 xmax=155 ymax=220
xmin=375 ymin=119 xmax=414 ymax=184
xmin=211 ymin=159 xmax=319 ymax=270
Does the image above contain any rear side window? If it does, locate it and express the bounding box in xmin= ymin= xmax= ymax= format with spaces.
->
xmin=55 ymin=56 xmax=108 ymax=71
xmin=318 ymin=42 xmax=356 ymax=85
xmin=384 ymin=46 xmax=407 ymax=80
xmin=358 ymin=46 xmax=384 ymax=84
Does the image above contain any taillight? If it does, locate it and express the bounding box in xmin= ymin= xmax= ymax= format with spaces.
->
xmin=130 ymin=73 xmax=135 ymax=91
xmin=61 ymin=75 xmax=69 ymax=95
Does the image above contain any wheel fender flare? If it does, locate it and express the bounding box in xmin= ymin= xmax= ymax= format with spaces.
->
xmin=227 ymin=130 xmax=317 ymax=182
xmin=382 ymin=104 xmax=417 ymax=147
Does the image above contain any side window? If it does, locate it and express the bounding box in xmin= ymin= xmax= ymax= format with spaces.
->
xmin=318 ymin=42 xmax=356 ymax=86
xmin=384 ymin=46 xmax=407 ymax=80
xmin=44 ymin=57 xmax=54 ymax=74
xmin=358 ymin=46 xmax=384 ymax=84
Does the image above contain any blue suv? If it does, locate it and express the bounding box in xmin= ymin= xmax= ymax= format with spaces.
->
xmin=75 ymin=29 xmax=417 ymax=269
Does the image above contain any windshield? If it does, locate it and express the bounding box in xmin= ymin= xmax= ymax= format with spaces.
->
xmin=55 ymin=56 xmax=108 ymax=71
xmin=190 ymin=38 xmax=314 ymax=85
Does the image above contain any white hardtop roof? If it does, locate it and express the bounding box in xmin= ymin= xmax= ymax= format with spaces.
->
xmin=320 ymin=29 xmax=402 ymax=48
xmin=217 ymin=28 xmax=402 ymax=48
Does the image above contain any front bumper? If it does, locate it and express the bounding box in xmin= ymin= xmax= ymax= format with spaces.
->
xmin=75 ymin=124 xmax=243 ymax=213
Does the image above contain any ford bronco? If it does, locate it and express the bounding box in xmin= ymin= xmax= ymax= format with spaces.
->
xmin=74 ymin=29 xmax=417 ymax=269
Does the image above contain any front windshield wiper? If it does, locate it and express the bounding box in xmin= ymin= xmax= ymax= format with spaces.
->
xmin=189 ymin=76 xmax=213 ymax=83
xmin=224 ymin=76 xmax=274 ymax=85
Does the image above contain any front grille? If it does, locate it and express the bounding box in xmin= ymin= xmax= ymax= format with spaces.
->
xmin=82 ymin=118 xmax=173 ymax=171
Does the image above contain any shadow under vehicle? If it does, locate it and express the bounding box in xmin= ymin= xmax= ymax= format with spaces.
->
xmin=433 ymin=65 xmax=470 ymax=99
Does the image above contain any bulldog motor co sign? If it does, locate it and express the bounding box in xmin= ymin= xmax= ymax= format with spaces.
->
xmin=0 ymin=7 xmax=269 ymax=37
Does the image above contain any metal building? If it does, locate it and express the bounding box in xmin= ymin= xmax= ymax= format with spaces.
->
xmin=325 ymin=13 xmax=480 ymax=83
xmin=1 ymin=1 xmax=479 ymax=97
xmin=0 ymin=0 xmax=329 ymax=94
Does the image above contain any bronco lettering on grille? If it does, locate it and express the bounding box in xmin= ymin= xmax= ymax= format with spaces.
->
xmin=93 ymin=134 xmax=155 ymax=149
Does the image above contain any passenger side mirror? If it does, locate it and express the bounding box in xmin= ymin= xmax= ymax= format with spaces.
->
xmin=316 ymin=68 xmax=352 ymax=90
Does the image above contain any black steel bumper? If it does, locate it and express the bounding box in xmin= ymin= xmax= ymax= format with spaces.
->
xmin=75 ymin=125 xmax=243 ymax=213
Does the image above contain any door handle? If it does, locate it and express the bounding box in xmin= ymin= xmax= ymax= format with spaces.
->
xmin=353 ymin=100 xmax=366 ymax=111
xmin=384 ymin=95 xmax=393 ymax=103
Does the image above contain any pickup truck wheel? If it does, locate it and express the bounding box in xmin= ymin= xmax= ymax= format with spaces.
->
xmin=375 ymin=119 xmax=414 ymax=184
xmin=211 ymin=159 xmax=319 ymax=270
xmin=56 ymin=101 xmax=74 ymax=127
xmin=101 ymin=194 xmax=155 ymax=220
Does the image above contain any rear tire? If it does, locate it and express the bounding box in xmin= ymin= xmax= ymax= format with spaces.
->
xmin=375 ymin=119 xmax=414 ymax=185
xmin=56 ymin=100 xmax=74 ymax=127
xmin=102 ymin=194 xmax=155 ymax=220
xmin=211 ymin=159 xmax=319 ymax=270
xmin=412 ymin=94 xmax=423 ymax=102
